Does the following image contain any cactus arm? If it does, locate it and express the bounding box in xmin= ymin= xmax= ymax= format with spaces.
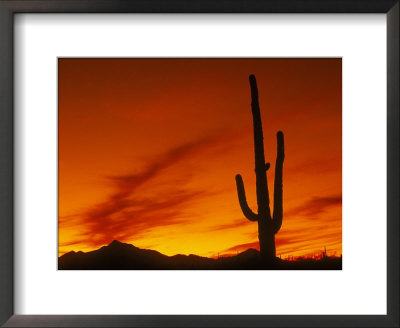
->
xmin=235 ymin=174 xmax=258 ymax=222
xmin=272 ymin=131 xmax=285 ymax=233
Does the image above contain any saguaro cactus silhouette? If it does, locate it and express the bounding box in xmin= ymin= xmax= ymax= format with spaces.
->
xmin=235 ymin=75 xmax=285 ymax=262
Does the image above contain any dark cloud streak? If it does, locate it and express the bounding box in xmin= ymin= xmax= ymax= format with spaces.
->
xmin=286 ymin=195 xmax=341 ymax=217
xmin=65 ymin=136 xmax=221 ymax=248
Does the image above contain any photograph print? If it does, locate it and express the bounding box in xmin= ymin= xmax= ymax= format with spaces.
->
xmin=58 ymin=58 xmax=342 ymax=270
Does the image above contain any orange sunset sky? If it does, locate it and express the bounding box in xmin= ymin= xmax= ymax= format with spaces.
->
xmin=58 ymin=58 xmax=342 ymax=259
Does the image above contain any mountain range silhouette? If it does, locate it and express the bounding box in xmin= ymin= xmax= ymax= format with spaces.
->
xmin=58 ymin=240 xmax=341 ymax=270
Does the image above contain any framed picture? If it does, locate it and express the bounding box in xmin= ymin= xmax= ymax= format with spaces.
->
xmin=0 ymin=0 xmax=398 ymax=327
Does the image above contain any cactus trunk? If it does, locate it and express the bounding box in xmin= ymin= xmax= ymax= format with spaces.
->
xmin=258 ymin=220 xmax=276 ymax=260
xmin=250 ymin=76 xmax=271 ymax=221
xmin=235 ymin=75 xmax=285 ymax=263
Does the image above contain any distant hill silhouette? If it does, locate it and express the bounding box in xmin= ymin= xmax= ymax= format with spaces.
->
xmin=58 ymin=240 xmax=342 ymax=270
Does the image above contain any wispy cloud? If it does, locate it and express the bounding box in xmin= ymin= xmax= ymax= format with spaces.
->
xmin=207 ymin=218 xmax=252 ymax=232
xmin=61 ymin=135 xmax=222 ymax=249
xmin=286 ymin=195 xmax=341 ymax=217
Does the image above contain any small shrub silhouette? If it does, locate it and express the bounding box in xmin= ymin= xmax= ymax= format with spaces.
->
xmin=235 ymin=75 xmax=285 ymax=262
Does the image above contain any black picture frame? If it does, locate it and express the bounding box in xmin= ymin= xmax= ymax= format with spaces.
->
xmin=0 ymin=1 xmax=398 ymax=327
